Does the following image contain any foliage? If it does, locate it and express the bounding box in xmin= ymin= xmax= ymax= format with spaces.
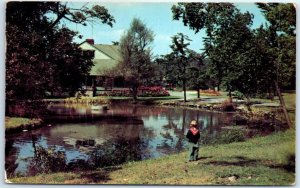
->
xmin=201 ymin=127 xmax=246 ymax=145
xmin=219 ymin=100 xmax=236 ymax=112
xmin=159 ymin=33 xmax=195 ymax=102
xmin=117 ymin=18 xmax=155 ymax=101
xmin=186 ymin=52 xmax=210 ymax=98
xmin=231 ymin=91 xmax=244 ymax=100
xmin=29 ymin=146 xmax=67 ymax=175
xmin=171 ymin=3 xmax=296 ymax=99
xmin=6 ymin=100 xmax=49 ymax=118
xmin=88 ymin=137 xmax=143 ymax=168
xmin=6 ymin=2 xmax=115 ymax=100
xmin=218 ymin=128 xmax=246 ymax=144
xmin=63 ymin=96 xmax=109 ymax=104
xmin=256 ymin=3 xmax=296 ymax=90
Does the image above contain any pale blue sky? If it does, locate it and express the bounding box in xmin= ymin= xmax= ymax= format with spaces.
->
xmin=64 ymin=2 xmax=267 ymax=57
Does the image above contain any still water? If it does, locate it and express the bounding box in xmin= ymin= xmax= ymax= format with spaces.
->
xmin=5 ymin=103 xmax=234 ymax=177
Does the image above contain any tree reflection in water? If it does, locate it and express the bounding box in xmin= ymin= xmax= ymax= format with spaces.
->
xmin=28 ymin=146 xmax=67 ymax=176
xmin=23 ymin=136 xmax=144 ymax=177
xmin=88 ymin=137 xmax=144 ymax=168
xmin=6 ymin=104 xmax=236 ymax=177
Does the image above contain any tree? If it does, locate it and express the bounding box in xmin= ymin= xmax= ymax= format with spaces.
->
xmin=6 ymin=2 xmax=115 ymax=100
xmin=256 ymin=3 xmax=296 ymax=90
xmin=168 ymin=33 xmax=192 ymax=102
xmin=172 ymin=2 xmax=296 ymax=104
xmin=172 ymin=3 xmax=255 ymax=101
xmin=118 ymin=18 xmax=154 ymax=101
xmin=187 ymin=54 xmax=210 ymax=99
xmin=155 ymin=54 xmax=179 ymax=89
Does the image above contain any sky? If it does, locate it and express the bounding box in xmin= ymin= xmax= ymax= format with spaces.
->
xmin=64 ymin=2 xmax=268 ymax=57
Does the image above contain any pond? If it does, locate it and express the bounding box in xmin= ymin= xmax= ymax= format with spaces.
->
xmin=5 ymin=102 xmax=235 ymax=177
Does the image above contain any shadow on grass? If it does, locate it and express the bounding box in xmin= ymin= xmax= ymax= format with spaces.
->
xmin=205 ymin=156 xmax=259 ymax=167
xmin=204 ymin=155 xmax=295 ymax=173
xmin=197 ymin=156 xmax=213 ymax=160
xmin=79 ymin=166 xmax=122 ymax=183
xmin=268 ymin=154 xmax=295 ymax=173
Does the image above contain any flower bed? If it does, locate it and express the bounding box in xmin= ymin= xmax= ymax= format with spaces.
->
xmin=200 ymin=89 xmax=221 ymax=96
xmin=100 ymin=86 xmax=170 ymax=97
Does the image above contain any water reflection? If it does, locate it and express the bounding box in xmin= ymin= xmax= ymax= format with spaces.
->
xmin=5 ymin=103 xmax=234 ymax=177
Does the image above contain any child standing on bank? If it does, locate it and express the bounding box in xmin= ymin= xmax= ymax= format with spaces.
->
xmin=186 ymin=120 xmax=200 ymax=162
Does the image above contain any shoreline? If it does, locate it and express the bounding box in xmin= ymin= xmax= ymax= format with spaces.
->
xmin=5 ymin=95 xmax=285 ymax=134
xmin=8 ymin=128 xmax=295 ymax=185
xmin=5 ymin=117 xmax=44 ymax=134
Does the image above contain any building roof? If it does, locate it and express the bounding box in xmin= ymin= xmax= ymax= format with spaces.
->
xmin=93 ymin=44 xmax=122 ymax=61
xmin=80 ymin=41 xmax=122 ymax=76
xmin=90 ymin=59 xmax=120 ymax=76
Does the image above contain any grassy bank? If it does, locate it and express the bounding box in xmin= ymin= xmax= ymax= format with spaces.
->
xmin=10 ymin=128 xmax=295 ymax=185
xmin=5 ymin=117 xmax=43 ymax=133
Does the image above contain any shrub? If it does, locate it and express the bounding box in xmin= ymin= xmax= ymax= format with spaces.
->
xmin=220 ymin=100 xmax=235 ymax=111
xmin=231 ymin=91 xmax=244 ymax=100
xmin=30 ymin=146 xmax=67 ymax=175
xmin=200 ymin=128 xmax=246 ymax=145
xmin=218 ymin=128 xmax=246 ymax=144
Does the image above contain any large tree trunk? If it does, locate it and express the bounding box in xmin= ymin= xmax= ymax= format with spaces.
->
xmin=197 ymin=87 xmax=200 ymax=99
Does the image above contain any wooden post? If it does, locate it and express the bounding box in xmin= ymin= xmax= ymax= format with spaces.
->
xmin=274 ymin=81 xmax=292 ymax=128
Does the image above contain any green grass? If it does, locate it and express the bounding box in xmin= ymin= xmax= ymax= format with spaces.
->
xmin=5 ymin=117 xmax=41 ymax=130
xmin=10 ymin=129 xmax=295 ymax=185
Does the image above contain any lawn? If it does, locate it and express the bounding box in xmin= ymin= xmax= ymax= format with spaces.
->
xmin=5 ymin=117 xmax=42 ymax=131
xmin=10 ymin=128 xmax=295 ymax=185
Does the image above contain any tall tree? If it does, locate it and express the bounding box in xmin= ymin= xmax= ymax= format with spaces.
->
xmin=169 ymin=33 xmax=192 ymax=102
xmin=256 ymin=3 xmax=296 ymax=90
xmin=6 ymin=2 xmax=115 ymax=100
xmin=118 ymin=18 xmax=154 ymax=101
xmin=172 ymin=3 xmax=254 ymax=101
xmin=187 ymin=54 xmax=210 ymax=99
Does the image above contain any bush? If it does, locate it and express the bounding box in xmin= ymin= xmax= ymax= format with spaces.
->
xmin=218 ymin=128 xmax=246 ymax=144
xmin=220 ymin=100 xmax=235 ymax=111
xmin=200 ymin=128 xmax=246 ymax=145
xmin=231 ymin=91 xmax=244 ymax=100
xmin=30 ymin=146 xmax=67 ymax=175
